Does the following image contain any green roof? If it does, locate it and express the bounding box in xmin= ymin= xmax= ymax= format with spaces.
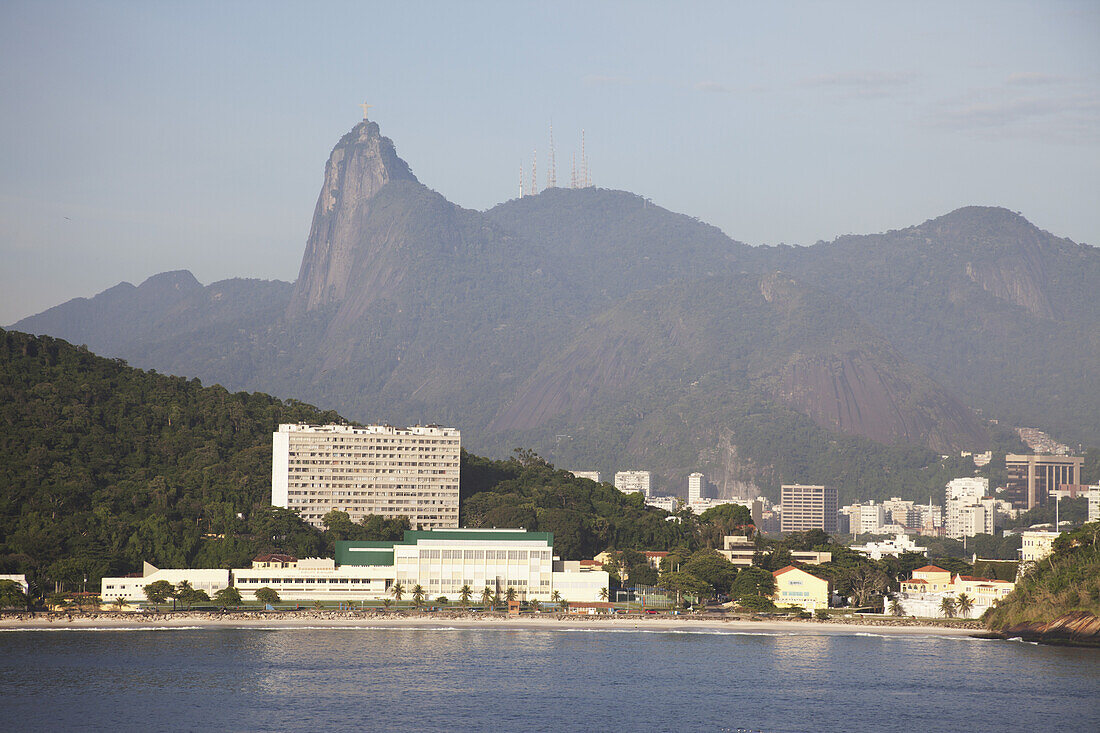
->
xmin=335 ymin=529 xmax=555 ymax=567
xmin=399 ymin=529 xmax=554 ymax=544
xmin=335 ymin=542 xmax=395 ymax=566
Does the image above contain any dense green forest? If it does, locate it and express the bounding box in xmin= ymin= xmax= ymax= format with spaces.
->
xmin=983 ymin=522 xmax=1100 ymax=629
xmin=0 ymin=329 xmax=360 ymax=591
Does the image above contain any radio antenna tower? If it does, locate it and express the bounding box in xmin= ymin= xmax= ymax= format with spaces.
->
xmin=571 ymin=152 xmax=577 ymax=189
xmin=519 ymin=161 xmax=524 ymax=198
xmin=548 ymin=123 xmax=557 ymax=189
xmin=581 ymin=129 xmax=589 ymax=188
xmin=530 ymin=150 xmax=537 ymax=195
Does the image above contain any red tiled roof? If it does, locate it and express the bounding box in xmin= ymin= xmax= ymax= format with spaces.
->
xmin=644 ymin=551 xmax=669 ymax=558
xmin=912 ymin=565 xmax=948 ymax=574
xmin=903 ymin=578 xmax=927 ymax=584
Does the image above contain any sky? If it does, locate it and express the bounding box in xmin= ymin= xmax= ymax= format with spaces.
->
xmin=1 ymin=1 xmax=1098 ymax=324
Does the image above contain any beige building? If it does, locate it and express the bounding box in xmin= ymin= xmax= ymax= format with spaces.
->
xmin=780 ymin=485 xmax=838 ymax=534
xmin=896 ymin=566 xmax=1015 ymax=618
xmin=772 ymin=566 xmax=830 ymax=610
xmin=1004 ymin=454 xmax=1083 ymax=510
xmin=1020 ymin=530 xmax=1061 ymax=563
xmin=271 ymin=423 xmax=460 ymax=529
xmin=899 ymin=565 xmax=953 ymax=594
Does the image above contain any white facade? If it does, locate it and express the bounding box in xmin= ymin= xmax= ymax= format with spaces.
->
xmin=271 ymin=423 xmax=460 ymax=530
xmin=614 ymin=471 xmax=651 ymax=498
xmin=0 ymin=574 xmax=28 ymax=593
xmin=1089 ymin=485 xmax=1100 ymax=523
xmin=233 ymin=557 xmax=393 ymax=602
xmin=851 ymin=533 xmax=929 ymax=560
xmin=646 ymin=495 xmax=680 ymax=512
xmin=857 ymin=502 xmax=886 ymax=535
xmin=570 ymin=471 xmax=601 ymax=483
xmin=100 ymin=563 xmax=231 ymax=603
xmin=688 ymin=473 xmax=705 ymax=503
xmin=945 ymin=477 xmax=993 ymax=539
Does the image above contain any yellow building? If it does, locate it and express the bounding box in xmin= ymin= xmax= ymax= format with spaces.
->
xmin=899 ymin=565 xmax=953 ymax=594
xmin=772 ymin=566 xmax=830 ymax=610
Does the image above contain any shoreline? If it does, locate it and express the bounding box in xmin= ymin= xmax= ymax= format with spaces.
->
xmin=0 ymin=611 xmax=982 ymax=637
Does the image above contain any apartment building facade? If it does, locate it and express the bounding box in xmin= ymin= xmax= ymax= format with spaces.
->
xmin=271 ymin=423 xmax=460 ymax=529
xmin=780 ymin=484 xmax=838 ymax=534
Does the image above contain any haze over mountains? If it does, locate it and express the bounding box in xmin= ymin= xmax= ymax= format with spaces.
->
xmin=14 ymin=121 xmax=1099 ymax=500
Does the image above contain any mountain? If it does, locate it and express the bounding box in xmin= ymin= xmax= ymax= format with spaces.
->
xmin=769 ymin=206 xmax=1100 ymax=444
xmin=16 ymin=120 xmax=1096 ymax=500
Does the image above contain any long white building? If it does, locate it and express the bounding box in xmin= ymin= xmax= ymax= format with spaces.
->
xmin=614 ymin=471 xmax=651 ymax=498
xmin=100 ymin=563 xmax=232 ymax=603
xmin=271 ymin=423 xmax=460 ymax=530
xmin=102 ymin=529 xmax=609 ymax=605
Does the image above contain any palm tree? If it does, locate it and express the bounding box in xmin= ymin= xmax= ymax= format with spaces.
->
xmin=505 ymin=587 xmax=517 ymax=604
xmin=390 ymin=582 xmax=405 ymax=605
xmin=940 ymin=596 xmax=957 ymax=619
xmin=598 ymin=587 xmax=609 ymax=602
xmin=492 ymin=590 xmax=502 ymax=610
xmin=412 ymin=584 xmax=426 ymax=609
xmin=955 ymin=593 xmax=974 ymax=618
xmin=480 ymin=586 xmax=493 ymax=610
xmin=113 ymin=597 xmax=126 ymax=612
xmin=551 ymin=590 xmax=562 ymax=606
xmin=382 ymin=598 xmax=392 ymax=612
xmin=889 ymin=597 xmax=905 ymax=617
xmin=459 ymin=585 xmax=473 ymax=609
xmin=530 ymin=599 xmax=541 ymax=613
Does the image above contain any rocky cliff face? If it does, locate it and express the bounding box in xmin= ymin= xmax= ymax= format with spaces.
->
xmin=287 ymin=121 xmax=418 ymax=317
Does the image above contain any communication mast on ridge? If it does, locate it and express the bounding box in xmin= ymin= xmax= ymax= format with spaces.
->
xmin=519 ymin=162 xmax=524 ymax=199
xmin=530 ymin=150 xmax=537 ymax=196
xmin=581 ymin=129 xmax=590 ymax=188
xmin=548 ymin=123 xmax=557 ymax=189
xmin=571 ymin=152 xmax=577 ymax=189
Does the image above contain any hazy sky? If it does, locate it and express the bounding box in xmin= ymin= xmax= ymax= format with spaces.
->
xmin=2 ymin=1 xmax=1098 ymax=324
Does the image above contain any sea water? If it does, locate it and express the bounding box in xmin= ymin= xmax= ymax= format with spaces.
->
xmin=2 ymin=626 xmax=1098 ymax=732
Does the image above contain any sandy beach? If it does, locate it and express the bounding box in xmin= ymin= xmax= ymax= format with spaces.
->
xmin=0 ymin=611 xmax=983 ymax=636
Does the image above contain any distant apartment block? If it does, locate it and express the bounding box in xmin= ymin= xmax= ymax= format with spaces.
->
xmin=688 ymin=473 xmax=705 ymax=503
xmin=570 ymin=471 xmax=601 ymax=483
xmin=780 ymin=485 xmax=838 ymax=534
xmin=945 ymin=477 xmax=995 ymax=539
xmin=1020 ymin=530 xmax=1061 ymax=564
xmin=614 ymin=471 xmax=652 ymax=498
xmin=1090 ymin=486 xmax=1100 ymax=524
xmin=271 ymin=423 xmax=460 ymax=530
xmin=1004 ymin=454 xmax=1083 ymax=510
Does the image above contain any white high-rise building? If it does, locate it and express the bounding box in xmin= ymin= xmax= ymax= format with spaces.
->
xmin=688 ymin=473 xmax=705 ymax=504
xmin=614 ymin=471 xmax=651 ymax=498
xmin=945 ymin=477 xmax=993 ymax=539
xmin=271 ymin=423 xmax=460 ymax=530
xmin=857 ymin=501 xmax=887 ymax=535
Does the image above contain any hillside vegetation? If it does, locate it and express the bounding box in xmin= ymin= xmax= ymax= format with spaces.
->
xmin=0 ymin=330 xmax=735 ymax=596
xmin=983 ymin=522 xmax=1100 ymax=629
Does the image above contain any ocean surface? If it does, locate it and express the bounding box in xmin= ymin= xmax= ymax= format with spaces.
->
xmin=2 ymin=625 xmax=1098 ymax=732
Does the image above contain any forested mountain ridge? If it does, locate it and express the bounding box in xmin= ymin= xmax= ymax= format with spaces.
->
xmin=11 ymin=120 xmax=1095 ymax=499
